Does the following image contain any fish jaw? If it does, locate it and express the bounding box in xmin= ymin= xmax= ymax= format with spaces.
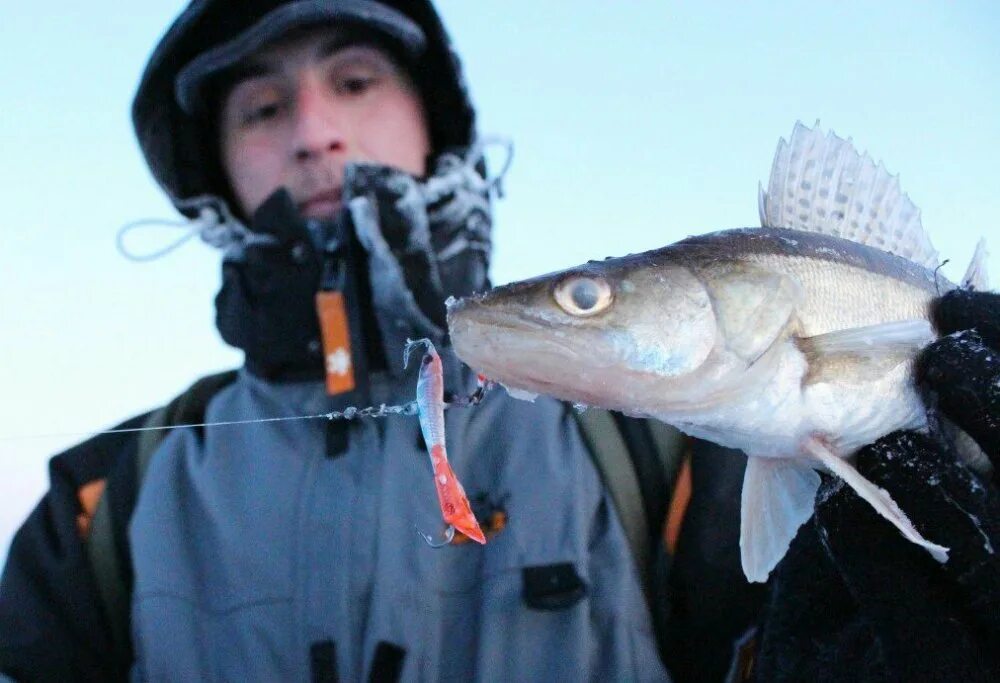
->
xmin=447 ymin=296 xmax=633 ymax=409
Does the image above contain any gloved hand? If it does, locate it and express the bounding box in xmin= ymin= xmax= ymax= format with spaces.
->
xmin=754 ymin=289 xmax=1000 ymax=682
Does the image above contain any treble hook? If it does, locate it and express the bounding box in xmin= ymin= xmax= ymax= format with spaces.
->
xmin=415 ymin=523 xmax=456 ymax=548
xmin=403 ymin=337 xmax=433 ymax=370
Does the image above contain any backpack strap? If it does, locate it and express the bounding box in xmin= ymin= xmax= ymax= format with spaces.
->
xmin=571 ymin=408 xmax=688 ymax=591
xmin=646 ymin=420 xmax=690 ymax=518
xmin=573 ymin=409 xmax=651 ymax=582
xmin=86 ymin=370 xmax=239 ymax=671
xmin=134 ymin=371 xmax=240 ymax=483
xmin=86 ymin=478 xmax=131 ymax=669
xmin=571 ymin=408 xmax=688 ymax=668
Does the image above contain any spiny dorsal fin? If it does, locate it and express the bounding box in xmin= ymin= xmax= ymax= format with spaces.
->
xmin=962 ymin=238 xmax=990 ymax=291
xmin=759 ymin=121 xmax=940 ymax=270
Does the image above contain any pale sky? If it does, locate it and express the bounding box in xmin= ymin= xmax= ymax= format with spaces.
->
xmin=1 ymin=1 xmax=998 ymax=557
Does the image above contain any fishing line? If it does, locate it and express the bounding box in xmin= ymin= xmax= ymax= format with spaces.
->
xmin=0 ymin=404 xmax=411 ymax=443
xmin=0 ymin=386 xmax=494 ymax=444
xmin=0 ymin=413 xmax=341 ymax=443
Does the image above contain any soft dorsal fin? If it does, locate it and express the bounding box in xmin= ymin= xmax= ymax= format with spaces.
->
xmin=758 ymin=121 xmax=940 ymax=270
xmin=962 ymin=238 xmax=990 ymax=291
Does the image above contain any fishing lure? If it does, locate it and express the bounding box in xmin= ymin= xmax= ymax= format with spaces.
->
xmin=409 ymin=339 xmax=486 ymax=545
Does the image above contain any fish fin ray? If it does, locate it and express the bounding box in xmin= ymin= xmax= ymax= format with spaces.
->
xmin=796 ymin=319 xmax=935 ymax=361
xmin=740 ymin=457 xmax=821 ymax=583
xmin=803 ymin=438 xmax=948 ymax=562
xmin=760 ymin=122 xmax=939 ymax=269
xmin=962 ymin=238 xmax=990 ymax=291
xmin=758 ymin=181 xmax=768 ymax=227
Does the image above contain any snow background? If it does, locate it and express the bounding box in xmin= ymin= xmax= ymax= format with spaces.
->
xmin=1 ymin=0 xmax=998 ymax=559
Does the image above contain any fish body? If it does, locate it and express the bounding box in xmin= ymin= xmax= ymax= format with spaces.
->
xmin=448 ymin=225 xmax=936 ymax=462
xmin=447 ymin=123 xmax=988 ymax=580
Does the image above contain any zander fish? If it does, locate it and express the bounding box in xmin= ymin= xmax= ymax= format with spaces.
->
xmin=446 ymin=122 xmax=990 ymax=581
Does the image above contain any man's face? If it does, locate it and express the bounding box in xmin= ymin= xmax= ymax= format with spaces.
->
xmin=219 ymin=28 xmax=431 ymax=219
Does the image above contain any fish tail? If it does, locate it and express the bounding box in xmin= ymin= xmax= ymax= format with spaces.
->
xmin=432 ymin=452 xmax=486 ymax=544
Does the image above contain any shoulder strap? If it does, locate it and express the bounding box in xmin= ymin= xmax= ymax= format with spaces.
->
xmin=87 ymin=481 xmax=131 ymax=669
xmin=134 ymin=370 xmax=240 ymax=482
xmin=86 ymin=370 xmax=239 ymax=670
xmin=646 ymin=420 xmax=690 ymax=515
xmin=573 ymin=409 xmax=651 ymax=582
xmin=571 ymin=408 xmax=688 ymax=593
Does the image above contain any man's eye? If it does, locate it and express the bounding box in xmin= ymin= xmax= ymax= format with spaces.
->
xmin=243 ymin=102 xmax=281 ymax=125
xmin=336 ymin=76 xmax=376 ymax=95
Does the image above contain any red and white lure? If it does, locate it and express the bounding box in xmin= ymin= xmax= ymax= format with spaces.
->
xmin=408 ymin=339 xmax=486 ymax=546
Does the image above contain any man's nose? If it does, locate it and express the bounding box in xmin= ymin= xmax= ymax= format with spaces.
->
xmin=291 ymin=79 xmax=346 ymax=162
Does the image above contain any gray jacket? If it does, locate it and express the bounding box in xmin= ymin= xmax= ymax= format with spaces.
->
xmin=129 ymin=357 xmax=669 ymax=681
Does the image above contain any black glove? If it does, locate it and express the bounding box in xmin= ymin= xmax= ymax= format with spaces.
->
xmin=754 ymin=289 xmax=1000 ymax=682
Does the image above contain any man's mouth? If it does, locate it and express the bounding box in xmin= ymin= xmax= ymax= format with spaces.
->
xmin=298 ymin=188 xmax=343 ymax=219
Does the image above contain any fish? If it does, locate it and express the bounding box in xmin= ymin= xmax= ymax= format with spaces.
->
xmin=409 ymin=339 xmax=486 ymax=545
xmin=446 ymin=122 xmax=991 ymax=581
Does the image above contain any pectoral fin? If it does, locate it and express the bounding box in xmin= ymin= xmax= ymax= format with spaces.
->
xmin=740 ymin=457 xmax=822 ymax=583
xmin=804 ymin=438 xmax=948 ymax=562
xmin=797 ymin=319 xmax=934 ymax=359
xmin=798 ymin=319 xmax=935 ymax=386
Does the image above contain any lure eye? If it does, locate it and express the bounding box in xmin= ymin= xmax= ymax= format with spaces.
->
xmin=554 ymin=276 xmax=613 ymax=317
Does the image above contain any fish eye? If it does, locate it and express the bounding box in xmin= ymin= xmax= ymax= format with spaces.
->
xmin=554 ymin=276 xmax=613 ymax=317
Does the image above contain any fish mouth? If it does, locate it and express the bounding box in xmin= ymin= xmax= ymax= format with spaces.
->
xmin=447 ymin=296 xmax=553 ymax=335
xmin=447 ymin=296 xmax=626 ymax=407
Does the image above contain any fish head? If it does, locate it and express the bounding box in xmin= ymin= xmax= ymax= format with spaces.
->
xmin=446 ymin=253 xmax=718 ymax=414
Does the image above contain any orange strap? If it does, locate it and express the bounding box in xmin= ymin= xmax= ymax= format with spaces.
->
xmin=664 ymin=454 xmax=692 ymax=554
xmin=315 ymin=291 xmax=356 ymax=396
xmin=76 ymin=478 xmax=107 ymax=539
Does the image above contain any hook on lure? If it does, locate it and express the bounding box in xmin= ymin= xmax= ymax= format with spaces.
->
xmin=415 ymin=523 xmax=456 ymax=548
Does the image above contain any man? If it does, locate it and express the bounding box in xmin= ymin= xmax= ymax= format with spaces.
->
xmin=0 ymin=1 xmax=667 ymax=681
xmin=6 ymin=3 xmax=1000 ymax=683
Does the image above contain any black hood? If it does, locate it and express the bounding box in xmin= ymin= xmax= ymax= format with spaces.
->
xmin=132 ymin=0 xmax=477 ymax=214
